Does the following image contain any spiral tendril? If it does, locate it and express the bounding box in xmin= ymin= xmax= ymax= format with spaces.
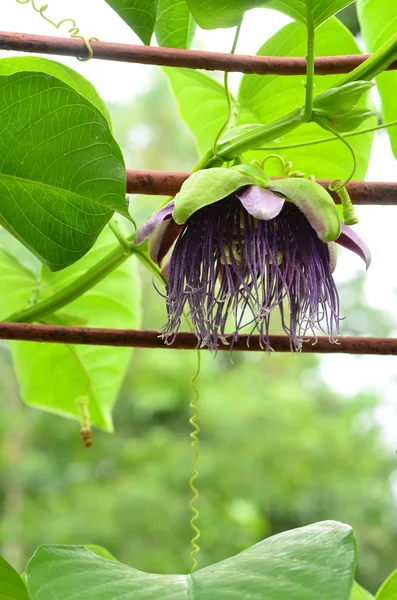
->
xmin=188 ymin=350 xmax=201 ymax=573
xmin=337 ymin=186 xmax=359 ymax=225
xmin=261 ymin=154 xmax=315 ymax=181
xmin=15 ymin=0 xmax=98 ymax=60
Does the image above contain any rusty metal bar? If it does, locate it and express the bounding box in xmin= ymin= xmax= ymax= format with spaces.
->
xmin=126 ymin=169 xmax=397 ymax=205
xmin=2 ymin=31 xmax=397 ymax=75
xmin=0 ymin=322 xmax=396 ymax=354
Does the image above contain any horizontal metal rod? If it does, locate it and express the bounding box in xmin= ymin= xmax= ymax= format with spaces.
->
xmin=0 ymin=322 xmax=396 ymax=354
xmin=127 ymin=169 xmax=397 ymax=205
xmin=1 ymin=31 xmax=397 ymax=75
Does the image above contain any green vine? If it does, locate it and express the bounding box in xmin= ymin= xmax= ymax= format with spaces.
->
xmin=15 ymin=0 xmax=97 ymax=60
xmin=212 ymin=21 xmax=242 ymax=159
xmin=303 ymin=0 xmax=315 ymax=123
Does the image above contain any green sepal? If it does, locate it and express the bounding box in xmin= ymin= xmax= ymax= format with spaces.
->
xmin=265 ymin=178 xmax=341 ymax=242
xmin=315 ymin=109 xmax=376 ymax=132
xmin=173 ymin=168 xmax=257 ymax=224
xmin=232 ymin=163 xmax=269 ymax=185
xmin=312 ymin=81 xmax=374 ymax=117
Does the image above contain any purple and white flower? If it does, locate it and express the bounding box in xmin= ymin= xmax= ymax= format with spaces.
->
xmin=135 ymin=174 xmax=370 ymax=351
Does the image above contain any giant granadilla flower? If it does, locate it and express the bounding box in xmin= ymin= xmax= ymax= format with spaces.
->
xmin=135 ymin=169 xmax=370 ymax=351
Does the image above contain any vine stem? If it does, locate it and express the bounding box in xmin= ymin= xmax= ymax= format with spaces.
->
xmin=188 ymin=350 xmax=201 ymax=573
xmin=255 ymin=118 xmax=397 ymax=151
xmin=303 ymin=0 xmax=315 ymax=123
xmin=212 ymin=22 xmax=242 ymax=159
xmin=5 ymin=226 xmax=165 ymax=324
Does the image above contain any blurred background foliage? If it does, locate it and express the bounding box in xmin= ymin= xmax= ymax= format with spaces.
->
xmin=1 ymin=4 xmax=397 ymax=594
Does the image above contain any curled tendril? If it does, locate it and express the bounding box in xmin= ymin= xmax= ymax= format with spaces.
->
xmin=261 ymin=154 xmax=315 ymax=181
xmin=336 ymin=186 xmax=359 ymax=225
xmin=313 ymin=120 xmax=358 ymax=193
xmin=15 ymin=0 xmax=98 ymax=60
xmin=188 ymin=351 xmax=201 ymax=573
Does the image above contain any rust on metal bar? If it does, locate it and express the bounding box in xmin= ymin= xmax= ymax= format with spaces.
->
xmin=0 ymin=322 xmax=396 ymax=354
xmin=1 ymin=31 xmax=397 ymax=75
xmin=126 ymin=169 xmax=397 ymax=205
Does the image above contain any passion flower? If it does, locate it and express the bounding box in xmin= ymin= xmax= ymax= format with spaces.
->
xmin=135 ymin=171 xmax=370 ymax=351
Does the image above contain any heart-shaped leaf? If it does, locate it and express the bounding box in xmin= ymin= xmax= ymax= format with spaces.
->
xmin=26 ymin=521 xmax=356 ymax=600
xmin=0 ymin=555 xmax=30 ymax=600
xmin=4 ymin=224 xmax=141 ymax=431
xmin=104 ymin=0 xmax=158 ymax=45
xmin=0 ymin=56 xmax=112 ymax=126
xmin=155 ymin=0 xmax=196 ymax=48
xmin=0 ymin=71 xmax=127 ymax=271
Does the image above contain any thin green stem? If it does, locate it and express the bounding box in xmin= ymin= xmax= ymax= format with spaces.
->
xmin=212 ymin=22 xmax=242 ymax=159
xmin=315 ymin=120 xmax=357 ymax=190
xmin=215 ymin=108 xmax=304 ymax=160
xmin=255 ymin=117 xmax=397 ymax=151
xmin=303 ymin=0 xmax=315 ymax=123
xmin=5 ymin=234 xmax=165 ymax=324
xmin=5 ymin=245 xmax=129 ymax=323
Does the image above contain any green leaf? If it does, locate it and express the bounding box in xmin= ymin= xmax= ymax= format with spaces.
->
xmin=104 ymin=0 xmax=158 ymax=45
xmin=84 ymin=546 xmax=118 ymax=561
xmin=155 ymin=0 xmax=196 ymax=48
xmin=164 ymin=68 xmax=234 ymax=156
xmin=238 ymin=17 xmax=375 ymax=180
xmin=376 ymin=568 xmax=397 ymax=600
xmin=350 ymin=582 xmax=374 ymax=599
xmin=0 ymin=555 xmax=30 ymax=600
xmin=0 ymin=56 xmax=112 ymax=127
xmin=184 ymin=0 xmax=353 ymax=29
xmin=0 ymin=71 xmax=127 ymax=271
xmin=0 ymin=247 xmax=37 ymax=320
xmin=8 ymin=225 xmax=142 ymax=432
xmin=261 ymin=0 xmax=355 ymax=27
xmin=185 ymin=0 xmax=263 ymax=29
xmin=357 ymin=0 xmax=397 ymax=159
xmin=26 ymin=521 xmax=356 ymax=600
xmin=173 ymin=168 xmax=257 ymax=223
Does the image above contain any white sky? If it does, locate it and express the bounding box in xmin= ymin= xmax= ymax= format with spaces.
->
xmin=3 ymin=0 xmax=397 ymax=444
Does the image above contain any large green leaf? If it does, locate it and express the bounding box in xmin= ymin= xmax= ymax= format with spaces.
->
xmin=376 ymin=569 xmax=397 ymax=600
xmin=0 ymin=555 xmax=30 ymax=600
xmin=0 ymin=71 xmax=127 ymax=271
xmin=155 ymin=0 xmax=196 ymax=48
xmin=104 ymin=0 xmax=158 ymax=45
xmin=26 ymin=521 xmax=356 ymax=600
xmin=185 ymin=0 xmax=353 ymax=29
xmin=8 ymin=225 xmax=142 ymax=432
xmin=238 ymin=17 xmax=375 ymax=180
xmin=0 ymin=56 xmax=112 ymax=127
xmin=357 ymin=0 xmax=397 ymax=159
xmin=0 ymin=247 xmax=37 ymax=320
xmin=164 ymin=68 xmax=246 ymax=156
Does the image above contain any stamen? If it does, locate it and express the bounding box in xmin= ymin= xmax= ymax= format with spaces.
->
xmin=163 ymin=197 xmax=340 ymax=351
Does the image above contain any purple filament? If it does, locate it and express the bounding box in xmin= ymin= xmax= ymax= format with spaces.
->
xmin=163 ymin=196 xmax=340 ymax=351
